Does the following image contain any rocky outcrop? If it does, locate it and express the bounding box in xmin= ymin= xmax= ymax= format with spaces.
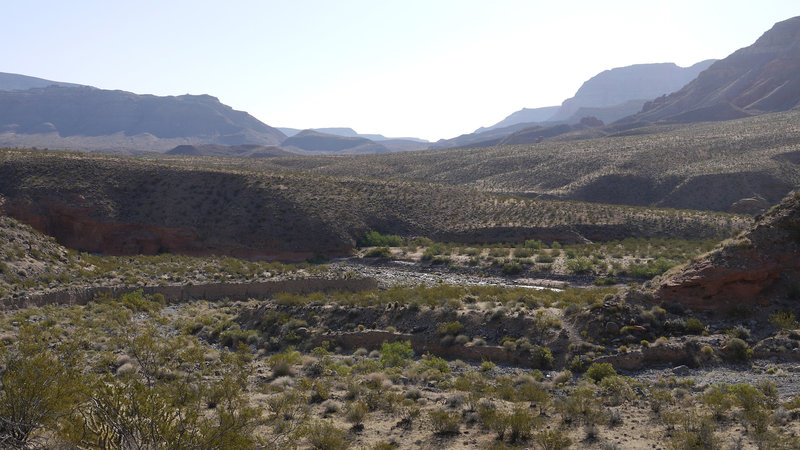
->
xmin=654 ymin=192 xmax=800 ymax=311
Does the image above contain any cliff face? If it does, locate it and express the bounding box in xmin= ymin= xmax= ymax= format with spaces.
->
xmin=654 ymin=192 xmax=800 ymax=311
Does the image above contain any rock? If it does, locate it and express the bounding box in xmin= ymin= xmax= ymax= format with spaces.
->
xmin=654 ymin=191 xmax=800 ymax=311
xmin=672 ymin=365 xmax=691 ymax=376
xmin=295 ymin=327 xmax=309 ymax=337
xmin=606 ymin=321 xmax=620 ymax=334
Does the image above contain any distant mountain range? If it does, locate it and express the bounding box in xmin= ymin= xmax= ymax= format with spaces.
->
xmin=0 ymin=72 xmax=428 ymax=155
xmin=278 ymin=127 xmax=429 ymax=152
xmin=0 ymin=84 xmax=286 ymax=152
xmin=629 ymin=16 xmax=800 ymax=123
xmin=2 ymin=15 xmax=800 ymax=155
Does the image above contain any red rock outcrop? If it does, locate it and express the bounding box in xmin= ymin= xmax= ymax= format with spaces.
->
xmin=654 ymin=192 xmax=800 ymax=311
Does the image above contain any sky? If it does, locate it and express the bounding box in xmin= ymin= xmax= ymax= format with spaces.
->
xmin=3 ymin=1 xmax=798 ymax=141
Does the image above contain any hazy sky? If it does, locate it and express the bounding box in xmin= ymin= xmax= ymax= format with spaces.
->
xmin=4 ymin=1 xmax=798 ymax=141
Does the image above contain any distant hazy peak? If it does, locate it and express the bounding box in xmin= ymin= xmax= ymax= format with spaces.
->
xmin=0 ymin=72 xmax=85 ymax=91
xmin=549 ymin=60 xmax=716 ymax=122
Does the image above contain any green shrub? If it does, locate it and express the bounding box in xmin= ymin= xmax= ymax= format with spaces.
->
xmin=534 ymin=429 xmax=572 ymax=449
xmin=436 ymin=321 xmax=464 ymax=336
xmin=530 ymin=346 xmax=554 ymax=370
xmin=364 ymin=246 xmax=392 ymax=258
xmin=307 ymin=420 xmax=348 ymax=449
xmin=359 ymin=231 xmax=403 ymax=248
xmin=685 ymin=317 xmax=705 ymax=334
xmin=421 ymin=243 xmax=447 ymax=261
xmin=492 ymin=406 xmax=541 ymax=442
xmin=568 ymin=356 xmax=586 ymax=373
xmin=725 ymin=338 xmax=753 ymax=361
xmin=565 ymin=257 xmax=593 ymax=274
xmin=559 ymin=385 xmax=605 ymax=426
xmin=380 ymin=340 xmax=413 ymax=368
xmin=0 ymin=326 xmax=85 ymax=448
xmin=584 ymin=362 xmax=616 ymax=383
xmin=513 ymin=247 xmax=534 ymax=258
xmin=524 ymin=239 xmax=544 ymax=249
xmin=501 ymin=262 xmax=523 ymax=275
xmin=629 ymin=257 xmax=674 ymax=279
xmin=769 ymin=311 xmax=798 ymax=330
xmin=593 ymin=277 xmax=617 ymax=286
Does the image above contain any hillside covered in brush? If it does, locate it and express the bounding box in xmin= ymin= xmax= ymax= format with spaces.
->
xmin=209 ymin=110 xmax=800 ymax=214
xmin=0 ymin=149 xmax=747 ymax=260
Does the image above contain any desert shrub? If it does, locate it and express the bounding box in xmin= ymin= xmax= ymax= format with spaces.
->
xmin=559 ymin=384 xmax=605 ymax=426
xmin=534 ymin=429 xmax=572 ymax=449
xmin=306 ymin=420 xmax=348 ymax=450
xmin=436 ymin=321 xmax=464 ymax=336
xmin=701 ymin=384 xmax=733 ymax=421
xmin=398 ymin=398 xmax=421 ymax=429
xmin=568 ymin=356 xmax=586 ymax=373
xmin=0 ymin=326 xmax=85 ymax=448
xmin=67 ymin=326 xmax=260 ymax=449
xmin=593 ymin=277 xmax=617 ymax=286
xmin=269 ymin=348 xmax=301 ymax=376
xmin=488 ymin=406 xmax=542 ymax=443
xmin=359 ymin=231 xmax=402 ymax=248
xmin=727 ymin=325 xmax=751 ymax=340
xmin=501 ymin=262 xmax=523 ymax=275
xmin=769 ymin=311 xmax=798 ymax=330
xmin=725 ymin=338 xmax=753 ymax=361
xmin=420 ymin=354 xmax=451 ymax=376
xmin=730 ymin=383 xmax=771 ymax=433
xmin=648 ymin=387 xmax=674 ymax=413
xmin=629 ymin=257 xmax=674 ymax=279
xmin=429 ymin=409 xmax=460 ymax=434
xmin=685 ymin=317 xmax=705 ymax=334
xmin=566 ymin=257 xmax=593 ymax=274
xmin=529 ymin=346 xmax=554 ymax=370
xmin=421 ymin=243 xmax=447 ymax=261
xmin=599 ymin=376 xmax=634 ymax=406
xmin=536 ymin=253 xmax=555 ymax=263
xmin=585 ymin=362 xmax=616 ymax=383
xmin=513 ymin=247 xmax=534 ymax=258
xmin=666 ymin=410 xmax=719 ymax=450
xmin=524 ymin=239 xmax=544 ymax=249
xmin=380 ymin=340 xmax=413 ymax=368
xmin=489 ymin=248 xmax=509 ymax=258
xmin=479 ymin=361 xmax=495 ymax=373
xmin=364 ymin=246 xmax=391 ymax=258
xmin=345 ymin=401 xmax=368 ymax=428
